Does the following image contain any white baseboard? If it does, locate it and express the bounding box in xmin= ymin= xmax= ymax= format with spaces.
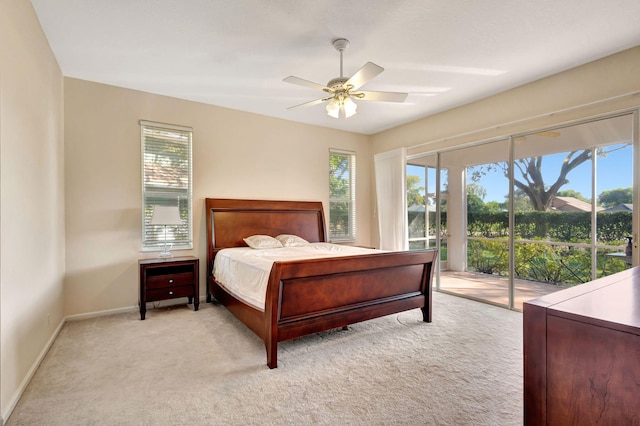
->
xmin=2 ymin=318 xmax=65 ymax=424
xmin=65 ymin=305 xmax=138 ymax=322
xmin=66 ymin=296 xmax=208 ymax=322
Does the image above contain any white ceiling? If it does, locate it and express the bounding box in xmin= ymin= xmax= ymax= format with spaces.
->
xmin=30 ymin=0 xmax=640 ymax=135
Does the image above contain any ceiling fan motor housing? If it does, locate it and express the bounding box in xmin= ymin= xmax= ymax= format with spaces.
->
xmin=327 ymin=77 xmax=349 ymax=89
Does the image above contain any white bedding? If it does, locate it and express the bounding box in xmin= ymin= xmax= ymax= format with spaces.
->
xmin=213 ymin=242 xmax=379 ymax=310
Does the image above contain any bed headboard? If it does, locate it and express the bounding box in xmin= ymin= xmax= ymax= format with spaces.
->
xmin=205 ymin=198 xmax=327 ymax=273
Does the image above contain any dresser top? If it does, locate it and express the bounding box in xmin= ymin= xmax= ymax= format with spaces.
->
xmin=525 ymin=266 xmax=640 ymax=334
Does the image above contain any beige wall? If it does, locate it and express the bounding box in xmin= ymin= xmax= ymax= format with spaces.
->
xmin=63 ymin=78 xmax=371 ymax=316
xmin=0 ymin=0 xmax=65 ymax=420
xmin=372 ymin=46 xmax=640 ymax=157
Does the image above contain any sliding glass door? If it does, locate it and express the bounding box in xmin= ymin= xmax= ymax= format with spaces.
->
xmin=407 ymin=112 xmax=636 ymax=310
xmin=407 ymin=155 xmax=447 ymax=272
xmin=512 ymin=115 xmax=634 ymax=306
xmin=442 ymin=139 xmax=512 ymax=306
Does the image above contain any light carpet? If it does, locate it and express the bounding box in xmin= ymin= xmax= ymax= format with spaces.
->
xmin=7 ymin=292 xmax=523 ymax=425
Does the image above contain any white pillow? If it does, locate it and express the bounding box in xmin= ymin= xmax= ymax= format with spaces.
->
xmin=276 ymin=234 xmax=310 ymax=247
xmin=243 ymin=235 xmax=283 ymax=249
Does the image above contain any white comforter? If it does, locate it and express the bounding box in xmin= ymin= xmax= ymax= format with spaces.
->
xmin=213 ymin=243 xmax=379 ymax=310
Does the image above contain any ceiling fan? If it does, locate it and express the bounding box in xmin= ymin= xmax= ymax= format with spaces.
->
xmin=283 ymin=38 xmax=408 ymax=119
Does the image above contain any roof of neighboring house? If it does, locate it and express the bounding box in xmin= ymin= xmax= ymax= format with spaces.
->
xmin=602 ymin=203 xmax=633 ymax=212
xmin=551 ymin=196 xmax=604 ymax=212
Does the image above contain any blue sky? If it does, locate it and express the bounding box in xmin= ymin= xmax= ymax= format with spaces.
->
xmin=408 ymin=143 xmax=633 ymax=204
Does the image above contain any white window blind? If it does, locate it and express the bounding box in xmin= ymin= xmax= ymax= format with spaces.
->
xmin=329 ymin=149 xmax=356 ymax=242
xmin=141 ymin=121 xmax=193 ymax=251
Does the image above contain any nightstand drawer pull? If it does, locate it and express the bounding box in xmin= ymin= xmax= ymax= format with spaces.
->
xmin=169 ymin=291 xmax=173 ymax=295
xmin=169 ymin=279 xmax=174 ymax=283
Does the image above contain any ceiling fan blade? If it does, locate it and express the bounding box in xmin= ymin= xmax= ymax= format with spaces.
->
xmin=287 ymin=97 xmax=329 ymax=110
xmin=357 ymin=90 xmax=408 ymax=103
xmin=283 ymin=76 xmax=328 ymax=92
xmin=345 ymin=62 xmax=384 ymax=91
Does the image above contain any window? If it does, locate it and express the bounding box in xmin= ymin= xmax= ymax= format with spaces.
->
xmin=329 ymin=149 xmax=356 ymax=242
xmin=141 ymin=121 xmax=193 ymax=251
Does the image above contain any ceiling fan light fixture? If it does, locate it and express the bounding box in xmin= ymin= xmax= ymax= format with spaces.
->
xmin=343 ymin=96 xmax=357 ymax=118
xmin=326 ymin=95 xmax=358 ymax=119
xmin=326 ymin=98 xmax=340 ymax=118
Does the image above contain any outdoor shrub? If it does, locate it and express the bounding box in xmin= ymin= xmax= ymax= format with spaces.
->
xmin=514 ymin=244 xmax=592 ymax=285
xmin=467 ymin=239 xmax=508 ymax=275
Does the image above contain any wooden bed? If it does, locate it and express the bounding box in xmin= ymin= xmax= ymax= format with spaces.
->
xmin=205 ymin=198 xmax=437 ymax=368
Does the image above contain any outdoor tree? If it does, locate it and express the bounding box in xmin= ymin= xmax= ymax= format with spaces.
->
xmin=329 ymin=154 xmax=350 ymax=235
xmin=467 ymin=192 xmax=486 ymax=213
xmin=510 ymin=151 xmax=590 ymax=211
xmin=599 ymin=187 xmax=632 ymax=207
xmin=485 ymin=201 xmax=506 ymax=212
xmin=407 ymin=174 xmax=425 ymax=207
xmin=467 ymin=183 xmax=487 ymax=200
xmin=406 ymin=174 xmax=428 ymax=241
xmin=469 ymin=146 xmax=627 ymax=211
xmin=466 ymin=183 xmax=489 ymax=213
xmin=511 ymin=188 xmax=534 ymax=211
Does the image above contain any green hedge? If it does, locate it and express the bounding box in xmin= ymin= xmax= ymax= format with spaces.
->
xmin=410 ymin=210 xmax=632 ymax=244
xmin=466 ymin=211 xmax=631 ymax=244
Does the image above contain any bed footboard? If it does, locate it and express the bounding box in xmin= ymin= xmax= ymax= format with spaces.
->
xmin=263 ymin=250 xmax=437 ymax=368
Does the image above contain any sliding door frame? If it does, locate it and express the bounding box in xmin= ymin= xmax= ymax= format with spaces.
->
xmin=407 ymin=108 xmax=639 ymax=310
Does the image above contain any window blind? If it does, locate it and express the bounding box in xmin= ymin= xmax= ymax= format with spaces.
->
xmin=329 ymin=149 xmax=356 ymax=242
xmin=141 ymin=121 xmax=193 ymax=251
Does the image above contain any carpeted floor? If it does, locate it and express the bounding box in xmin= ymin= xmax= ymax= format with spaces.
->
xmin=6 ymin=292 xmax=523 ymax=425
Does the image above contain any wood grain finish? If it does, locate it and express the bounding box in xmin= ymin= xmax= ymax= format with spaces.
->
xmin=205 ymin=198 xmax=437 ymax=368
xmin=138 ymin=256 xmax=199 ymax=320
xmin=524 ymin=266 xmax=640 ymax=424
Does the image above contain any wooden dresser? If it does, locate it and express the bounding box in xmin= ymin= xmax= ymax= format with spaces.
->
xmin=523 ymin=266 xmax=640 ymax=424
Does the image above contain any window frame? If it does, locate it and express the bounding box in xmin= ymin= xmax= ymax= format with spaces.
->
xmin=329 ymin=149 xmax=357 ymax=242
xmin=140 ymin=120 xmax=193 ymax=252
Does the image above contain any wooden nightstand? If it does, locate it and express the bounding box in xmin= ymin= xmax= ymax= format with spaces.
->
xmin=138 ymin=256 xmax=199 ymax=320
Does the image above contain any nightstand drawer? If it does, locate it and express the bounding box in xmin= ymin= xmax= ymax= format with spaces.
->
xmin=146 ymin=271 xmax=194 ymax=289
xmin=146 ymin=285 xmax=194 ymax=302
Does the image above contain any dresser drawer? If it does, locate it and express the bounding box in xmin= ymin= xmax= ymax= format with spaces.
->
xmin=146 ymin=271 xmax=194 ymax=289
xmin=146 ymin=285 xmax=194 ymax=302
